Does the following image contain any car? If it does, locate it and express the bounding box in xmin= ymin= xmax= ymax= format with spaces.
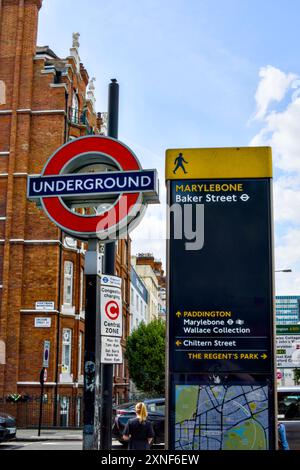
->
xmin=0 ymin=425 xmax=9 ymax=443
xmin=112 ymin=398 xmax=165 ymax=445
xmin=278 ymin=386 xmax=300 ymax=450
xmin=0 ymin=412 xmax=17 ymax=442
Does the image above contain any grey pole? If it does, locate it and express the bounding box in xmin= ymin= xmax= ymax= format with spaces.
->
xmin=99 ymin=79 xmax=119 ymax=450
xmin=83 ymin=239 xmax=101 ymax=450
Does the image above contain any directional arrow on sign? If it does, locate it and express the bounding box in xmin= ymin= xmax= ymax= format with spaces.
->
xmin=176 ymin=311 xmax=182 ymax=318
xmin=261 ymin=354 xmax=268 ymax=360
xmin=176 ymin=340 xmax=182 ymax=347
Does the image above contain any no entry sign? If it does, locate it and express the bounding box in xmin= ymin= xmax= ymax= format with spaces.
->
xmin=27 ymin=136 xmax=159 ymax=240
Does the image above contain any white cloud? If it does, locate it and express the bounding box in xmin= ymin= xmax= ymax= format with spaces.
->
xmin=253 ymin=65 xmax=296 ymax=120
xmin=250 ymin=66 xmax=300 ymax=294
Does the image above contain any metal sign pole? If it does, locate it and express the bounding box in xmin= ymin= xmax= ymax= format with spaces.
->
xmin=83 ymin=239 xmax=101 ymax=450
xmin=38 ymin=368 xmax=45 ymax=437
xmin=100 ymin=79 xmax=119 ymax=450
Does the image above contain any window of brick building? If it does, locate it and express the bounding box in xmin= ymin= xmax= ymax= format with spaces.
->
xmin=63 ymin=261 xmax=74 ymax=306
xmin=78 ymin=332 xmax=83 ymax=381
xmin=80 ymin=268 xmax=85 ymax=313
xmin=62 ymin=328 xmax=72 ymax=374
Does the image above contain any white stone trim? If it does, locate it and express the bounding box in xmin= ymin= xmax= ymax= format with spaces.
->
xmin=9 ymin=239 xmax=62 ymax=246
xmin=13 ymin=173 xmax=28 ymax=176
xmin=0 ymin=152 xmax=9 ymax=156
xmin=31 ymin=110 xmax=66 ymax=115
xmin=0 ymin=110 xmax=12 ymax=114
xmin=17 ymin=109 xmax=31 ymax=113
xmin=50 ymin=83 xmax=68 ymax=92
xmin=61 ymin=305 xmax=76 ymax=316
xmin=59 ymin=373 xmax=74 ymax=384
xmin=0 ymin=217 xmax=6 ymax=221
xmin=64 ymin=63 xmax=75 ymax=75
xmin=0 ymin=173 xmax=8 ymax=177
xmin=34 ymin=54 xmax=53 ymax=61
xmin=20 ymin=309 xmax=59 ymax=314
xmin=41 ymin=69 xmax=56 ymax=76
xmin=17 ymin=382 xmax=57 ymax=386
xmin=0 ymin=285 xmax=3 ymax=289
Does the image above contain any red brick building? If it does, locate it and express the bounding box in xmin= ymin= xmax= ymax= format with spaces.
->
xmin=0 ymin=0 xmax=131 ymax=426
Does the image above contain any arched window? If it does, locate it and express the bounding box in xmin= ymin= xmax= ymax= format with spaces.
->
xmin=71 ymin=92 xmax=79 ymax=123
xmin=63 ymin=261 xmax=74 ymax=306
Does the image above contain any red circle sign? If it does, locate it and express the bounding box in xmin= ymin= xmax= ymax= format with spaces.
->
xmin=40 ymin=136 xmax=144 ymax=239
xmin=105 ymin=301 xmax=120 ymax=321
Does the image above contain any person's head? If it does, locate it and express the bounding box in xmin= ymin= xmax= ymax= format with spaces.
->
xmin=135 ymin=402 xmax=148 ymax=422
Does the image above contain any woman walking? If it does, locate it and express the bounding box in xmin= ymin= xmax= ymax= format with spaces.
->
xmin=123 ymin=402 xmax=155 ymax=450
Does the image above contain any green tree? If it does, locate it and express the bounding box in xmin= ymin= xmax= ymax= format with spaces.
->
xmin=125 ymin=319 xmax=166 ymax=395
xmin=294 ymin=368 xmax=300 ymax=385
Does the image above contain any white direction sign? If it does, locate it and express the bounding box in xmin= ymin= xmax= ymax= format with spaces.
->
xmin=100 ymin=276 xmax=122 ymax=338
xmin=101 ymin=275 xmax=122 ymax=289
xmin=35 ymin=318 xmax=51 ymax=328
xmin=101 ymin=336 xmax=123 ymax=364
xmin=277 ymin=335 xmax=300 ymax=368
xmin=36 ymin=301 xmax=55 ymax=311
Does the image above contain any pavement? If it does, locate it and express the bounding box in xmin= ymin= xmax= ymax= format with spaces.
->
xmin=16 ymin=429 xmax=83 ymax=442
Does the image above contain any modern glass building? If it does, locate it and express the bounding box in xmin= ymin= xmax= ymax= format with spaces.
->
xmin=276 ymin=296 xmax=300 ymax=325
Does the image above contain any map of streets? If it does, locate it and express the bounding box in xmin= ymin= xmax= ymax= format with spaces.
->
xmin=175 ymin=385 xmax=269 ymax=450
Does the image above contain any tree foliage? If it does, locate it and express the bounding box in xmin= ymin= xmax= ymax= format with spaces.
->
xmin=294 ymin=368 xmax=300 ymax=385
xmin=125 ymin=319 xmax=166 ymax=395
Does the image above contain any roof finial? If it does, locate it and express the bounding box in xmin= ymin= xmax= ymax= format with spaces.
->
xmin=89 ymin=77 xmax=96 ymax=92
xmin=72 ymin=32 xmax=80 ymax=49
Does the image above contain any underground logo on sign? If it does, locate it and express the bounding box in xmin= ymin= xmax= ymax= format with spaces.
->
xmin=27 ymin=136 xmax=160 ymax=240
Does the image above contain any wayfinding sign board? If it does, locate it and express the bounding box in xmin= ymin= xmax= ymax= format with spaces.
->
xmin=166 ymin=147 xmax=276 ymax=451
xmin=276 ymin=325 xmax=300 ymax=368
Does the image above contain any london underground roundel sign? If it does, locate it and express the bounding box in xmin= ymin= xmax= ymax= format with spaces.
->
xmin=27 ymin=136 xmax=159 ymax=240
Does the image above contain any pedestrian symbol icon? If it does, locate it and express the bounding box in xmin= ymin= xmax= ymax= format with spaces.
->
xmin=173 ymin=153 xmax=188 ymax=175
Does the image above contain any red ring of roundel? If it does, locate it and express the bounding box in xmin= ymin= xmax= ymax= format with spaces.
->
xmin=42 ymin=137 xmax=141 ymax=235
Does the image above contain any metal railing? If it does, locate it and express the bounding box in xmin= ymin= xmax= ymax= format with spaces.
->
xmin=68 ymin=107 xmax=94 ymax=135
xmin=0 ymin=396 xmax=83 ymax=429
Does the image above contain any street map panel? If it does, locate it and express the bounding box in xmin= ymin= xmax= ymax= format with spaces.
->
xmin=175 ymin=384 xmax=269 ymax=450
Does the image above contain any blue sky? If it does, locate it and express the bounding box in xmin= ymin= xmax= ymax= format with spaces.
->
xmin=38 ymin=0 xmax=300 ymax=294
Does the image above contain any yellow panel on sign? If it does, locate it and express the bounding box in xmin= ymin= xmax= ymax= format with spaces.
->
xmin=165 ymin=147 xmax=272 ymax=180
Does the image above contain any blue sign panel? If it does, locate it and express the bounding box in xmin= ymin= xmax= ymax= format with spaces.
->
xmin=131 ymin=267 xmax=149 ymax=304
xmin=28 ymin=169 xmax=157 ymax=200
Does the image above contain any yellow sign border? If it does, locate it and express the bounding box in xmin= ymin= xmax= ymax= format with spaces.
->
xmin=166 ymin=147 xmax=272 ymax=180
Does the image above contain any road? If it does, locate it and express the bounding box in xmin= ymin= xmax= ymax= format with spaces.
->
xmin=0 ymin=441 xmax=127 ymax=451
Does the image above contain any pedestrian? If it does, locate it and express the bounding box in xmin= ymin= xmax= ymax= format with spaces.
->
xmin=278 ymin=422 xmax=289 ymax=450
xmin=122 ymin=402 xmax=155 ymax=450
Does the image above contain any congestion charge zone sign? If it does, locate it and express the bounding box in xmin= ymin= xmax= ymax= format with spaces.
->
xmin=100 ymin=275 xmax=123 ymax=364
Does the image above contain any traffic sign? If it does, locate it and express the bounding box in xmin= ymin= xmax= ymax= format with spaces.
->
xmin=43 ymin=341 xmax=50 ymax=368
xmin=27 ymin=136 xmax=159 ymax=240
xmin=277 ymin=334 xmax=300 ymax=368
xmin=101 ymin=337 xmax=122 ymax=364
xmin=100 ymin=276 xmax=122 ymax=338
